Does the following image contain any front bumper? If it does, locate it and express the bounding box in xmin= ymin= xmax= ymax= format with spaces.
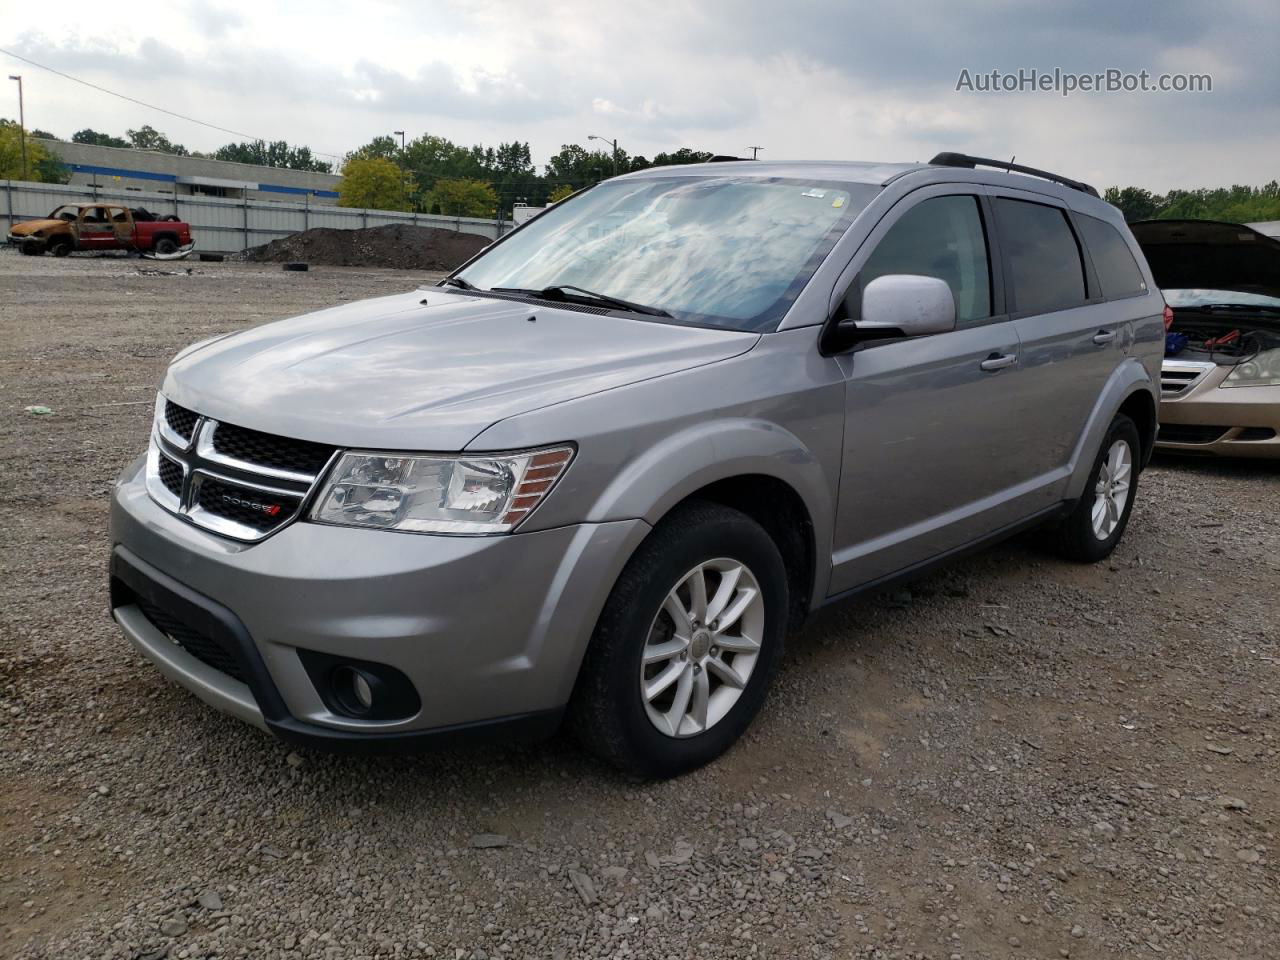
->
xmin=110 ymin=457 xmax=650 ymax=748
xmin=1157 ymin=363 xmax=1280 ymax=459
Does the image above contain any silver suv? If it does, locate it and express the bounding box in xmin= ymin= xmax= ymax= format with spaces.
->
xmin=110 ymin=154 xmax=1163 ymax=777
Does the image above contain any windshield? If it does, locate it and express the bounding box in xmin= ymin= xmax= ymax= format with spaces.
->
xmin=457 ymin=176 xmax=878 ymax=331
xmin=1164 ymin=288 xmax=1280 ymax=309
xmin=47 ymin=205 xmax=79 ymax=222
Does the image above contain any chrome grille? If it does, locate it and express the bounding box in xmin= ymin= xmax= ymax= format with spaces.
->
xmin=1160 ymin=360 xmax=1215 ymax=397
xmin=144 ymin=394 xmax=337 ymax=542
xmin=163 ymin=400 xmax=198 ymax=442
xmin=212 ymin=422 xmax=333 ymax=476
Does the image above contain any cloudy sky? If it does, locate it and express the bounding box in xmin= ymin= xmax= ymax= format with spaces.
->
xmin=2 ymin=0 xmax=1277 ymax=190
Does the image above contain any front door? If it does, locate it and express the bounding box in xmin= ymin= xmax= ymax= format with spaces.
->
xmin=827 ymin=190 xmax=1040 ymax=594
xmin=76 ymin=207 xmax=114 ymax=249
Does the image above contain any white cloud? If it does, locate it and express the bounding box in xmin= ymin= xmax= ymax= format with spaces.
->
xmin=2 ymin=0 xmax=1277 ymax=189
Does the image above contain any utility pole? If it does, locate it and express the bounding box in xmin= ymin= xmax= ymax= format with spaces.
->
xmin=746 ymin=146 xmax=763 ymax=160
xmin=588 ymin=134 xmax=619 ymax=177
xmin=8 ymin=75 xmax=27 ymax=180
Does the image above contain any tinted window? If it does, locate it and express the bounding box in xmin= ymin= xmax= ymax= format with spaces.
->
xmin=858 ymin=195 xmax=991 ymax=324
xmin=1077 ymin=215 xmax=1148 ymax=299
xmin=994 ymin=198 xmax=1087 ymax=314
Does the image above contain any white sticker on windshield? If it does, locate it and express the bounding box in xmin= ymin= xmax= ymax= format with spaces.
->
xmin=801 ymin=189 xmax=827 ymax=199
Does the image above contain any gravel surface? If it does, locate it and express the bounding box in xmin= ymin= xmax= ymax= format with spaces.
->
xmin=2 ymin=250 xmax=1278 ymax=959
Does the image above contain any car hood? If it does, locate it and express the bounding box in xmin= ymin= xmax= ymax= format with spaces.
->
xmin=1130 ymin=219 xmax=1280 ymax=301
xmin=161 ymin=289 xmax=758 ymax=451
xmin=9 ymin=219 xmax=63 ymax=236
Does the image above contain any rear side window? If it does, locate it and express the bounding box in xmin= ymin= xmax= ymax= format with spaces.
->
xmin=1076 ymin=215 xmax=1148 ymax=299
xmin=993 ymin=198 xmax=1087 ymax=315
xmin=859 ymin=195 xmax=992 ymax=324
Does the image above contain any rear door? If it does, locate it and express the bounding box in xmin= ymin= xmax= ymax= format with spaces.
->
xmin=828 ymin=187 xmax=1040 ymax=594
xmin=108 ymin=207 xmax=135 ymax=248
xmin=990 ymin=192 xmax=1125 ymax=485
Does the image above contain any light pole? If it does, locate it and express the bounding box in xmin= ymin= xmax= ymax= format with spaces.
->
xmin=393 ymin=130 xmax=407 ymax=207
xmin=746 ymin=145 xmax=763 ymax=160
xmin=587 ymin=134 xmax=618 ymax=177
xmin=8 ymin=75 xmax=26 ymax=180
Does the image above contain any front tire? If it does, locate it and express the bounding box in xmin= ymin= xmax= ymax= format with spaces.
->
xmin=49 ymin=239 xmax=72 ymax=257
xmin=569 ymin=501 xmax=788 ymax=779
xmin=1050 ymin=413 xmax=1141 ymax=562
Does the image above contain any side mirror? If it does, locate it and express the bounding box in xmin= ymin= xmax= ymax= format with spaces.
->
xmin=858 ymin=274 xmax=957 ymax=339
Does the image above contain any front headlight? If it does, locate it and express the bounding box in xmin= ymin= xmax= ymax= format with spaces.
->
xmin=1222 ymin=349 xmax=1280 ymax=388
xmin=310 ymin=445 xmax=574 ymax=535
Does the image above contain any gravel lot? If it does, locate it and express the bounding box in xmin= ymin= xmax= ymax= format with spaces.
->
xmin=2 ymin=250 xmax=1278 ymax=960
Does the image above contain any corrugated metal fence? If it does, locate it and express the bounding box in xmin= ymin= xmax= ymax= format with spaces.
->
xmin=2 ymin=179 xmax=508 ymax=252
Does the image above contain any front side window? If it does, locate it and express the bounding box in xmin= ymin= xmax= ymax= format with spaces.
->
xmin=994 ymin=198 xmax=1088 ymax=315
xmin=457 ymin=176 xmax=879 ymax=332
xmin=857 ymin=194 xmax=992 ymax=325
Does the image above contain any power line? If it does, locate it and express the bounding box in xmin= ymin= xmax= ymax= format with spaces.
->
xmin=0 ymin=47 xmax=344 ymax=160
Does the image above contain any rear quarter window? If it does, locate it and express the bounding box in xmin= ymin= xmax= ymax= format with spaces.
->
xmin=1077 ymin=215 xmax=1149 ymax=299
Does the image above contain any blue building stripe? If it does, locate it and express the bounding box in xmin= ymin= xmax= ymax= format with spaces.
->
xmin=257 ymin=183 xmax=340 ymax=198
xmin=69 ymin=162 xmax=339 ymax=198
xmin=70 ymin=163 xmax=176 ymax=182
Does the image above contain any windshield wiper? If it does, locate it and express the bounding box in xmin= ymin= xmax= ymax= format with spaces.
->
xmin=492 ymin=284 xmax=671 ymax=318
xmin=439 ymin=276 xmax=476 ymax=290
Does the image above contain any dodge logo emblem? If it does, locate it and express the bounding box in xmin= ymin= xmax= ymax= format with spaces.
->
xmin=222 ymin=493 xmax=282 ymax=517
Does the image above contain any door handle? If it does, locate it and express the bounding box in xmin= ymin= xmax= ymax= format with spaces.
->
xmin=1092 ymin=329 xmax=1118 ymax=345
xmin=979 ymin=353 xmax=1017 ymax=372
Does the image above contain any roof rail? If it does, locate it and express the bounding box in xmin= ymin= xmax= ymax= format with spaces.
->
xmin=929 ymin=152 xmax=1100 ymax=198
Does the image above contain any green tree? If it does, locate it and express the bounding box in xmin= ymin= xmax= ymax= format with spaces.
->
xmin=126 ymin=125 xmax=188 ymax=155
xmin=71 ymin=128 xmax=130 ymax=148
xmin=545 ymin=144 xmax=614 ymax=187
xmin=548 ymin=183 xmax=575 ymax=203
xmin=651 ymin=148 xmax=714 ymax=167
xmin=1104 ymin=182 xmax=1280 ymax=223
xmin=0 ymin=120 xmax=63 ymax=181
xmin=425 ymin=178 xmax=499 ymax=218
xmin=213 ymin=139 xmax=332 ymax=172
xmin=338 ymin=155 xmax=412 ymax=210
xmin=345 ymin=135 xmax=400 ymax=164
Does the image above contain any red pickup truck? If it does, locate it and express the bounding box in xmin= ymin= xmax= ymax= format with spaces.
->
xmin=8 ymin=204 xmax=194 ymax=258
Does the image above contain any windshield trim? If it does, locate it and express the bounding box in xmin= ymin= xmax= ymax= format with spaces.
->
xmin=450 ymin=175 xmax=877 ymax=333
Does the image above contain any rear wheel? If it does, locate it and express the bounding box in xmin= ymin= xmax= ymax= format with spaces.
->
xmin=570 ymin=501 xmax=788 ymax=779
xmin=153 ymin=237 xmax=179 ymax=256
xmin=1049 ymin=414 xmax=1140 ymax=562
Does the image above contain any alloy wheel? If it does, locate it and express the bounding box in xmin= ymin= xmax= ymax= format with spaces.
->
xmin=640 ymin=558 xmax=765 ymax=738
xmin=1091 ymin=438 xmax=1133 ymax=540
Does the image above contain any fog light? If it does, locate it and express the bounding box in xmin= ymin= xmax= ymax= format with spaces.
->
xmin=297 ymin=649 xmax=422 ymax=722
xmin=333 ymin=665 xmax=380 ymax=716
xmin=352 ymin=671 xmax=373 ymax=710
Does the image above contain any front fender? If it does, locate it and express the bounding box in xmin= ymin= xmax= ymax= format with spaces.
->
xmin=1064 ymin=358 xmax=1157 ymax=501
xmin=583 ymin=418 xmax=835 ymax=602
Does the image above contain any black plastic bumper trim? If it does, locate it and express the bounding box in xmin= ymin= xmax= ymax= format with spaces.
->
xmin=109 ymin=546 xmax=565 ymax=752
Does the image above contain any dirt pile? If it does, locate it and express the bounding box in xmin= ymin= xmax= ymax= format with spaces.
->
xmin=242 ymin=223 xmax=488 ymax=270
